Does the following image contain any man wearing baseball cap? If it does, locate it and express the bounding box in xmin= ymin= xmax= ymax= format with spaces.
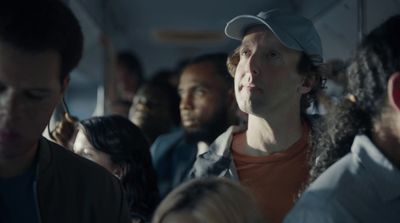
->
xmin=189 ymin=9 xmax=324 ymax=223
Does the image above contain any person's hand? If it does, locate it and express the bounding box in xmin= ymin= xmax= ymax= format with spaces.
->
xmin=51 ymin=113 xmax=78 ymax=150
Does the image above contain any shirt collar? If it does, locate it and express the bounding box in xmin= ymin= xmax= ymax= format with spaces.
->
xmin=352 ymin=135 xmax=400 ymax=202
xmin=208 ymin=125 xmax=245 ymax=158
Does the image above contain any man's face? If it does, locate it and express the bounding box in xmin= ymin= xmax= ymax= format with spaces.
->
xmin=235 ymin=27 xmax=303 ymax=116
xmin=0 ymin=42 xmax=65 ymax=159
xmin=178 ymin=61 xmax=231 ymax=138
xmin=129 ymin=85 xmax=174 ymax=137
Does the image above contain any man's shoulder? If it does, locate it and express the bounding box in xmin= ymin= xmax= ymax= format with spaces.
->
xmin=285 ymin=180 xmax=360 ymax=223
xmin=307 ymin=153 xmax=362 ymax=196
xmin=206 ymin=125 xmax=243 ymax=157
xmin=285 ymin=153 xmax=369 ymax=223
xmin=37 ymin=138 xmax=131 ymax=223
xmin=152 ymin=129 xmax=185 ymax=148
xmin=284 ymin=190 xmax=351 ymax=223
xmin=150 ymin=128 xmax=185 ymax=158
xmin=189 ymin=126 xmax=240 ymax=179
xmin=39 ymin=138 xmax=120 ymax=184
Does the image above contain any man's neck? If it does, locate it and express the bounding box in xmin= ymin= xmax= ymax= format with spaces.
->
xmin=372 ymin=121 xmax=400 ymax=169
xmin=234 ymin=107 xmax=304 ymax=156
xmin=0 ymin=144 xmax=38 ymax=178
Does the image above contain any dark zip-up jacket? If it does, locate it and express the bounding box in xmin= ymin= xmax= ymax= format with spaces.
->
xmin=34 ymin=137 xmax=131 ymax=223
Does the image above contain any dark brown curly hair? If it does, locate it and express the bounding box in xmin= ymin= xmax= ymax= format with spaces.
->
xmin=308 ymin=14 xmax=400 ymax=184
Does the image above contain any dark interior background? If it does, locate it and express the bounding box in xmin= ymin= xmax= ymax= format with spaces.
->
xmin=62 ymin=0 xmax=400 ymax=119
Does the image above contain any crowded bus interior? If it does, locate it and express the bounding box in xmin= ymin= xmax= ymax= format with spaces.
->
xmin=0 ymin=0 xmax=399 ymax=222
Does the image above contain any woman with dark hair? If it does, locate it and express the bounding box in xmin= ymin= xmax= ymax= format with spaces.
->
xmin=307 ymin=15 xmax=400 ymax=184
xmin=73 ymin=115 xmax=160 ymax=223
xmin=285 ymin=15 xmax=400 ymax=223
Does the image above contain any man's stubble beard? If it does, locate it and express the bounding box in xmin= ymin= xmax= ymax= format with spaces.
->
xmin=184 ymin=106 xmax=231 ymax=145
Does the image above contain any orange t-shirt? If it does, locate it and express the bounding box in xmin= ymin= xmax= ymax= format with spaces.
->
xmin=232 ymin=126 xmax=310 ymax=223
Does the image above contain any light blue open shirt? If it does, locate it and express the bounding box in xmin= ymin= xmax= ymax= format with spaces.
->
xmin=284 ymin=135 xmax=400 ymax=223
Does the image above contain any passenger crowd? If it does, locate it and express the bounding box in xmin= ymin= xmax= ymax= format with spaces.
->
xmin=0 ymin=0 xmax=399 ymax=222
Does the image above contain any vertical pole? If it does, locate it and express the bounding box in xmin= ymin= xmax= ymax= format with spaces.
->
xmin=357 ymin=0 xmax=365 ymax=43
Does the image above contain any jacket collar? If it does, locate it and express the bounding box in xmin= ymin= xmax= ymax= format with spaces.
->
xmin=36 ymin=137 xmax=53 ymax=179
xmin=352 ymin=135 xmax=400 ymax=202
xmin=205 ymin=125 xmax=245 ymax=159
xmin=193 ymin=125 xmax=244 ymax=180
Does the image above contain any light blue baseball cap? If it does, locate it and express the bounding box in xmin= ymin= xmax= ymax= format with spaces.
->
xmin=225 ymin=9 xmax=323 ymax=64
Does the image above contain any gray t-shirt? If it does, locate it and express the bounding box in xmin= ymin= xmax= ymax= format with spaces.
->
xmin=0 ymin=165 xmax=39 ymax=223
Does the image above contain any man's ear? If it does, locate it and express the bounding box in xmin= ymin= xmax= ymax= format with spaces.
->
xmin=298 ymin=75 xmax=316 ymax=95
xmin=388 ymin=72 xmax=400 ymax=111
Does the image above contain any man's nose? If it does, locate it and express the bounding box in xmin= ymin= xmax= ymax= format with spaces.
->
xmin=0 ymin=90 xmax=23 ymax=120
xmin=132 ymin=98 xmax=151 ymax=113
xmin=0 ymin=90 xmax=19 ymax=113
xmin=248 ymin=54 xmax=260 ymax=78
xmin=179 ymin=93 xmax=193 ymax=111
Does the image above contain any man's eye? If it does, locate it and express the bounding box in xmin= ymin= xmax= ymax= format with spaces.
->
xmin=177 ymin=90 xmax=185 ymax=98
xmin=26 ymin=93 xmax=46 ymax=100
xmin=25 ymin=91 xmax=49 ymax=100
xmin=240 ymin=49 xmax=251 ymax=57
xmin=267 ymin=51 xmax=279 ymax=58
xmin=194 ymin=88 xmax=206 ymax=96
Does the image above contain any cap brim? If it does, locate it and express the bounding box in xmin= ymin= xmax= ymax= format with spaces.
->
xmin=225 ymin=12 xmax=323 ymax=64
xmin=224 ymin=14 xmax=303 ymax=52
xmin=225 ymin=15 xmax=270 ymax=40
